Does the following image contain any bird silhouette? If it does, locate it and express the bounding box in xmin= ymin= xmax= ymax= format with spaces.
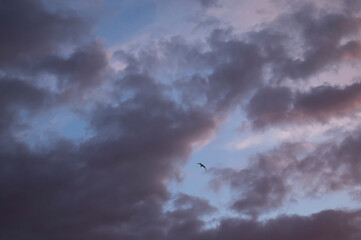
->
xmin=197 ymin=163 xmax=206 ymax=170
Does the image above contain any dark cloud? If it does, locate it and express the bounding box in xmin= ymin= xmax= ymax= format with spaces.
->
xmin=1 ymin=0 xmax=361 ymax=239
xmin=203 ymin=209 xmax=361 ymax=240
xmin=230 ymin=174 xmax=288 ymax=217
xmin=210 ymin=151 xmax=293 ymax=217
xmin=246 ymin=82 xmax=361 ymax=128
xmin=210 ymin=129 xmax=361 ymax=216
xmin=297 ymin=129 xmax=361 ymax=192
xmin=293 ymin=82 xmax=361 ymax=120
xmin=0 ymin=1 xmax=221 ymax=238
xmin=170 ymin=28 xmax=266 ymax=111
xmin=159 ymin=207 xmax=361 ymax=240
xmin=114 ymin=30 xmax=266 ymax=111
xmin=164 ymin=194 xmax=216 ymax=240
xmin=205 ymin=34 xmax=266 ymax=110
xmin=246 ymin=86 xmax=293 ymax=128
xmin=0 ymin=77 xmax=54 ymax=141
xmin=0 ymin=0 xmax=108 ymax=102
xmin=0 ymin=71 xmax=219 ymax=239
xmin=343 ymin=0 xmax=361 ymax=13
xmin=37 ymin=41 xmax=108 ymax=90
xmin=276 ymin=4 xmax=361 ymax=80
xmin=153 ymin=195 xmax=361 ymax=240
xmin=0 ymin=0 xmax=90 ymax=70
xmin=245 ymin=3 xmax=361 ymax=82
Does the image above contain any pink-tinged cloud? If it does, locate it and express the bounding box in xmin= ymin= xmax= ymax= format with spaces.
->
xmin=246 ymin=82 xmax=361 ymax=128
xmin=210 ymin=129 xmax=361 ymax=217
xmin=1 ymin=0 xmax=361 ymax=239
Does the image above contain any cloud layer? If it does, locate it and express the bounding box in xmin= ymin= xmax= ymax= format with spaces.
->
xmin=1 ymin=0 xmax=361 ymax=239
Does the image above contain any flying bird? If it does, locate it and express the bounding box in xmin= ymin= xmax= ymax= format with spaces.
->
xmin=197 ymin=163 xmax=206 ymax=170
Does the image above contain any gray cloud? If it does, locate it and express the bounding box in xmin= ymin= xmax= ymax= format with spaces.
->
xmin=280 ymin=7 xmax=361 ymax=80
xmin=1 ymin=0 xmax=361 ymax=239
xmin=0 ymin=77 xmax=55 ymax=142
xmin=246 ymin=86 xmax=293 ymax=128
xmin=0 ymin=0 xmax=90 ymax=70
xmin=246 ymin=82 xmax=361 ymax=128
xmin=246 ymin=3 xmax=361 ymax=81
xmin=203 ymin=209 xmax=361 ymax=240
xmin=0 ymin=71 xmax=219 ymax=239
xmin=210 ymin=128 xmax=361 ymax=217
xmin=37 ymin=41 xmax=108 ymax=90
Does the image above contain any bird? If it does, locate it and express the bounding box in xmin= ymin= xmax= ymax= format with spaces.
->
xmin=197 ymin=163 xmax=206 ymax=170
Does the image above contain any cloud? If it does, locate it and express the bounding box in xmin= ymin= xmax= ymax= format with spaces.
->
xmin=0 ymin=71 xmax=220 ymax=239
xmin=0 ymin=0 xmax=90 ymax=70
xmin=246 ymin=82 xmax=361 ymax=129
xmin=203 ymin=209 xmax=361 ymax=240
xmin=1 ymin=0 xmax=361 ymax=239
xmin=163 ymin=194 xmax=217 ymax=240
xmin=183 ymin=0 xmax=220 ymax=9
xmin=210 ymin=128 xmax=361 ymax=217
xmin=246 ymin=2 xmax=361 ymax=81
xmin=37 ymin=41 xmax=109 ymax=90
xmin=246 ymin=86 xmax=293 ymax=128
xmin=0 ymin=77 xmax=55 ymax=140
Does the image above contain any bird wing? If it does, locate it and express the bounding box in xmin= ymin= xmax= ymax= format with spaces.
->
xmin=197 ymin=163 xmax=206 ymax=169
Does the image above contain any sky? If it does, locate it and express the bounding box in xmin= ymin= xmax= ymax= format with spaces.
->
xmin=1 ymin=0 xmax=361 ymax=239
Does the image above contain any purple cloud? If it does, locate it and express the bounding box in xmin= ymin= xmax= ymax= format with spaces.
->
xmin=1 ymin=0 xmax=361 ymax=239
xmin=246 ymin=82 xmax=361 ymax=128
